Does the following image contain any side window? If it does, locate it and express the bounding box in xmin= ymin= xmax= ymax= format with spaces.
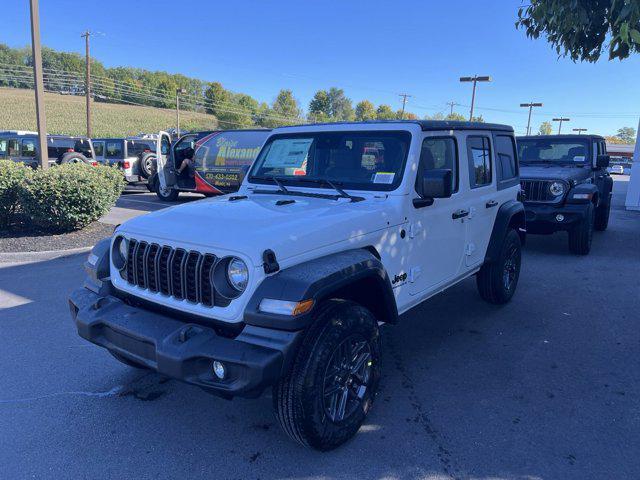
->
xmin=105 ymin=141 xmax=122 ymax=158
xmin=494 ymin=135 xmax=518 ymax=189
xmin=416 ymin=137 xmax=458 ymax=193
xmin=8 ymin=139 xmax=20 ymax=156
xmin=466 ymin=136 xmax=492 ymax=188
xmin=161 ymin=137 xmax=170 ymax=155
xmin=0 ymin=139 xmax=8 ymax=157
xmin=22 ymin=139 xmax=37 ymax=157
xmin=93 ymin=141 xmax=104 ymax=157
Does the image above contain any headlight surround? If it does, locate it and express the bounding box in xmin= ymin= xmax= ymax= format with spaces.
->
xmin=227 ymin=257 xmax=249 ymax=292
xmin=211 ymin=256 xmax=249 ymax=299
xmin=112 ymin=235 xmax=128 ymax=270
xmin=548 ymin=181 xmax=566 ymax=197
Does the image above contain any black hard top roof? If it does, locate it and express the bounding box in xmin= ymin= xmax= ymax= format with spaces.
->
xmin=278 ymin=120 xmax=514 ymax=133
xmin=518 ymin=134 xmax=604 ymax=141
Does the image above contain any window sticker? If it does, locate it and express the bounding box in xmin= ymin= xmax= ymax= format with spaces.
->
xmin=573 ymin=155 xmax=585 ymax=162
xmin=263 ymin=138 xmax=313 ymax=168
xmin=373 ymin=172 xmax=395 ymax=184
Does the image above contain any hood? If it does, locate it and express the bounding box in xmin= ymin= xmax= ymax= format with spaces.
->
xmin=520 ymin=164 xmax=591 ymax=183
xmin=117 ymin=192 xmax=398 ymax=266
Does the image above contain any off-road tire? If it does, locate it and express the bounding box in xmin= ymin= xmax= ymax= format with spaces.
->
xmin=273 ymin=299 xmax=381 ymax=451
xmin=156 ymin=181 xmax=179 ymax=202
xmin=476 ymin=228 xmax=521 ymax=305
xmin=58 ymin=152 xmax=88 ymax=164
xmin=139 ymin=153 xmax=157 ymax=178
xmin=110 ymin=351 xmax=149 ymax=369
xmin=594 ymin=200 xmax=610 ymax=231
xmin=568 ymin=203 xmax=595 ymax=255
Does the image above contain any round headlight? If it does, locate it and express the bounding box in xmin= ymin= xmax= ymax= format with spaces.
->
xmin=549 ymin=181 xmax=565 ymax=197
xmin=112 ymin=236 xmax=128 ymax=270
xmin=227 ymin=257 xmax=248 ymax=292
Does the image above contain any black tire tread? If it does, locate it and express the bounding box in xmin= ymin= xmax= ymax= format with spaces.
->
xmin=568 ymin=203 xmax=595 ymax=255
xmin=476 ymin=229 xmax=521 ymax=305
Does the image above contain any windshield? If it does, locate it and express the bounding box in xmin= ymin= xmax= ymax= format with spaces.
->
xmin=249 ymin=131 xmax=410 ymax=191
xmin=48 ymin=137 xmax=93 ymax=158
xmin=518 ymin=138 xmax=590 ymax=164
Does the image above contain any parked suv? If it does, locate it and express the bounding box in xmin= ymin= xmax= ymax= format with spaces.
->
xmin=517 ymin=135 xmax=612 ymax=255
xmin=0 ymin=130 xmax=96 ymax=168
xmin=92 ymin=136 xmax=157 ymax=185
xmin=69 ymin=121 xmax=525 ymax=450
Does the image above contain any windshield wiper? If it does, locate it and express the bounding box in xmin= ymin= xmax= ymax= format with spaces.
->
xmin=285 ymin=177 xmax=364 ymax=202
xmin=251 ymin=175 xmax=289 ymax=193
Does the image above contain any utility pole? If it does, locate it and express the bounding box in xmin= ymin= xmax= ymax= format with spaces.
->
xmin=446 ymin=101 xmax=459 ymax=117
xmin=29 ymin=0 xmax=48 ymax=169
xmin=176 ymin=88 xmax=186 ymax=137
xmin=398 ymin=93 xmax=412 ymax=119
xmin=572 ymin=128 xmax=587 ymax=135
xmin=81 ymin=30 xmax=92 ymax=138
xmin=553 ymin=117 xmax=570 ymax=134
xmin=520 ymin=102 xmax=543 ymax=135
xmin=460 ymin=75 xmax=491 ymax=121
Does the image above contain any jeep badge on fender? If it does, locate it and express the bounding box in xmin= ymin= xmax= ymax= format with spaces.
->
xmin=69 ymin=120 xmax=526 ymax=451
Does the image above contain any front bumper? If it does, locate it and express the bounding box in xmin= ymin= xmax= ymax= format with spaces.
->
xmin=69 ymin=288 xmax=302 ymax=398
xmin=524 ymin=202 xmax=589 ymax=234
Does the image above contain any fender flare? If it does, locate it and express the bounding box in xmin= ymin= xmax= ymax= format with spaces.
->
xmin=566 ymin=183 xmax=599 ymax=205
xmin=244 ymin=249 xmax=398 ymax=331
xmin=484 ymin=200 xmax=526 ymax=264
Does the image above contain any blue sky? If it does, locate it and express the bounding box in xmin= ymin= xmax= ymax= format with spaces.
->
xmin=3 ymin=0 xmax=639 ymax=136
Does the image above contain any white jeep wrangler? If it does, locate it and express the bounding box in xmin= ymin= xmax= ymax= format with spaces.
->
xmin=69 ymin=120 xmax=525 ymax=451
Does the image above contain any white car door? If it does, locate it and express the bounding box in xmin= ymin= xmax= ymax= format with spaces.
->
xmin=408 ymin=134 xmax=468 ymax=296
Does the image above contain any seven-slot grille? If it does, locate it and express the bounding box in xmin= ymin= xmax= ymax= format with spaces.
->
xmin=520 ymin=179 xmax=559 ymax=203
xmin=124 ymin=239 xmax=229 ymax=307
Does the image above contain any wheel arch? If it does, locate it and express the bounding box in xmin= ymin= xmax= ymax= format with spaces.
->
xmin=244 ymin=249 xmax=398 ymax=331
xmin=484 ymin=200 xmax=526 ymax=265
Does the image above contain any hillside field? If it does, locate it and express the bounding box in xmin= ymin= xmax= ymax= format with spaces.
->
xmin=0 ymin=88 xmax=219 ymax=137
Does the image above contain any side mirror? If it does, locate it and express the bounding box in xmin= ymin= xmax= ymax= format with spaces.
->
xmin=414 ymin=169 xmax=453 ymax=208
xmin=596 ymin=154 xmax=610 ymax=169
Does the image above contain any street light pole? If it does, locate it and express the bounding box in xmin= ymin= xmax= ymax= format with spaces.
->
xmin=176 ymin=88 xmax=186 ymax=137
xmin=553 ymin=117 xmax=570 ymax=134
xmin=29 ymin=0 xmax=48 ymax=169
xmin=460 ymin=75 xmax=491 ymax=121
xmin=81 ymin=30 xmax=92 ymax=138
xmin=520 ymin=102 xmax=543 ymax=135
xmin=572 ymin=128 xmax=587 ymax=135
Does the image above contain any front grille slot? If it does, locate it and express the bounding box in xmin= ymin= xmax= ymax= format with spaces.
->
xmin=123 ymin=239 xmax=228 ymax=308
xmin=521 ymin=179 xmax=556 ymax=202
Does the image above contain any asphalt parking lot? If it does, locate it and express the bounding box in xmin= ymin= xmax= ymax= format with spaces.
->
xmin=1 ymin=177 xmax=638 ymax=480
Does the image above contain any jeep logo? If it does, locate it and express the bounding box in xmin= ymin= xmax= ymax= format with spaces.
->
xmin=392 ymin=272 xmax=407 ymax=285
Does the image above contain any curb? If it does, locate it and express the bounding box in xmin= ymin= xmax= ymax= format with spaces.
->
xmin=0 ymin=245 xmax=92 ymax=264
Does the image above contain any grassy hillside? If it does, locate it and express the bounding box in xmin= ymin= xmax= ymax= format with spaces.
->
xmin=0 ymin=88 xmax=219 ymax=137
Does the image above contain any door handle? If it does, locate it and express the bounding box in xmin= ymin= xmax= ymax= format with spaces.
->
xmin=485 ymin=200 xmax=498 ymax=208
xmin=452 ymin=209 xmax=469 ymax=220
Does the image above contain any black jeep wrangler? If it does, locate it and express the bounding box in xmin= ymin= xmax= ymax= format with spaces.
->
xmin=517 ymin=135 xmax=612 ymax=255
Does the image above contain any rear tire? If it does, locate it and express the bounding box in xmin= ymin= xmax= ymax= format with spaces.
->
xmin=156 ymin=181 xmax=179 ymax=202
xmin=594 ymin=200 xmax=610 ymax=231
xmin=273 ymin=300 xmax=381 ymax=451
xmin=476 ymin=229 xmax=521 ymax=305
xmin=58 ymin=152 xmax=88 ymax=164
xmin=568 ymin=203 xmax=595 ymax=255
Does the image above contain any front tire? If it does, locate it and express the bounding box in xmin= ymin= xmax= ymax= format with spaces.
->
xmin=476 ymin=228 xmax=521 ymax=305
xmin=568 ymin=203 xmax=595 ymax=255
xmin=156 ymin=181 xmax=179 ymax=202
xmin=594 ymin=200 xmax=610 ymax=231
xmin=273 ymin=300 xmax=381 ymax=451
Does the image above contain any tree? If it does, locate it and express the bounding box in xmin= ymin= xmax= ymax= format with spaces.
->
xmin=355 ymin=100 xmax=377 ymax=121
xmin=516 ymin=1 xmax=640 ymax=62
xmin=539 ymin=121 xmax=553 ymax=135
xmin=308 ymin=90 xmax=331 ymax=122
xmin=204 ymin=82 xmax=232 ymax=117
xmin=258 ymin=89 xmax=302 ymax=128
xmin=396 ymin=110 xmax=418 ymax=120
xmin=327 ymin=87 xmax=354 ymax=121
xmin=446 ymin=112 xmax=466 ymax=122
xmin=376 ymin=104 xmax=396 ymax=120
xmin=616 ymin=126 xmax=637 ymax=144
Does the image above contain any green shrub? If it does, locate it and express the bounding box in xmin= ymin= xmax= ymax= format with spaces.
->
xmin=21 ymin=163 xmax=124 ymax=232
xmin=0 ymin=160 xmax=32 ymax=229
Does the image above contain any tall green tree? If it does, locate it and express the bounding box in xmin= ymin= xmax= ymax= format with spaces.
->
xmin=327 ymin=87 xmax=354 ymax=121
xmin=539 ymin=121 xmax=553 ymax=135
xmin=376 ymin=104 xmax=396 ymax=120
xmin=308 ymin=90 xmax=331 ymax=122
xmin=258 ymin=89 xmax=302 ymax=128
xmin=616 ymin=126 xmax=637 ymax=143
xmin=355 ymin=100 xmax=377 ymax=121
xmin=517 ymin=1 xmax=640 ymax=61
